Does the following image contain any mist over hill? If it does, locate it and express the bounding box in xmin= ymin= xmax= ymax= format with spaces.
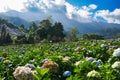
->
xmin=0 ymin=17 xmax=21 ymax=35
xmin=0 ymin=10 xmax=120 ymax=40
xmin=0 ymin=10 xmax=120 ymax=34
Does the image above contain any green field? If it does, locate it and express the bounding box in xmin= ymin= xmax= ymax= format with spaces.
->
xmin=0 ymin=39 xmax=120 ymax=80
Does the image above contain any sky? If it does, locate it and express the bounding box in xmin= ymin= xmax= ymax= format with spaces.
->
xmin=67 ymin=0 xmax=120 ymax=11
xmin=0 ymin=0 xmax=120 ymax=24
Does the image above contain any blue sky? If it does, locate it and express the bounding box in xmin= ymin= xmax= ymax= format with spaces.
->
xmin=67 ymin=0 xmax=120 ymax=11
xmin=0 ymin=0 xmax=120 ymax=24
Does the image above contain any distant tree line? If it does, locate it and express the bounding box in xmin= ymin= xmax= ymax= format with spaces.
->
xmin=82 ymin=34 xmax=104 ymax=40
xmin=1 ymin=17 xmax=120 ymax=45
xmin=99 ymin=28 xmax=120 ymax=39
xmin=12 ymin=17 xmax=65 ymax=44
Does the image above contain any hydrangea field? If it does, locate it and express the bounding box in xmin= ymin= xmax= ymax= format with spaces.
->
xmin=0 ymin=39 xmax=120 ymax=80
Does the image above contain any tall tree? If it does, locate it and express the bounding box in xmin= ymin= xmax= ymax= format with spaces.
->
xmin=40 ymin=17 xmax=52 ymax=30
xmin=52 ymin=22 xmax=65 ymax=42
xmin=19 ymin=24 xmax=28 ymax=34
xmin=5 ymin=33 xmax=13 ymax=44
xmin=27 ymin=34 xmax=35 ymax=44
xmin=36 ymin=27 xmax=47 ymax=40
xmin=20 ymin=24 xmax=25 ymax=29
xmin=29 ymin=21 xmax=38 ymax=31
xmin=0 ymin=24 xmax=7 ymax=45
xmin=15 ymin=34 xmax=28 ymax=44
xmin=38 ymin=17 xmax=52 ymax=40
xmin=35 ymin=17 xmax=66 ymax=42
xmin=68 ymin=27 xmax=79 ymax=41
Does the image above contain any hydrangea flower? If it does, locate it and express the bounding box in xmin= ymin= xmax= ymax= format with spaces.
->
xmin=3 ymin=60 xmax=11 ymax=64
xmin=113 ymin=48 xmax=120 ymax=57
xmin=92 ymin=42 xmax=96 ymax=46
xmin=57 ymin=56 xmax=63 ymax=59
xmin=19 ymin=55 xmax=23 ymax=58
xmin=63 ymin=56 xmax=70 ymax=62
xmin=37 ymin=65 xmax=41 ymax=68
xmin=42 ymin=58 xmax=49 ymax=63
xmin=86 ymin=57 xmax=94 ymax=62
xmin=63 ymin=71 xmax=72 ymax=77
xmin=75 ymin=61 xmax=81 ymax=66
xmin=50 ymin=40 xmax=52 ymax=43
xmin=88 ymin=50 xmax=93 ymax=54
xmin=0 ymin=57 xmax=3 ymax=61
xmin=100 ymin=44 xmax=108 ymax=48
xmin=110 ymin=46 xmax=118 ymax=49
xmin=112 ymin=61 xmax=120 ymax=69
xmin=82 ymin=48 xmax=86 ymax=51
xmin=87 ymin=70 xmax=101 ymax=78
xmin=92 ymin=60 xmax=100 ymax=66
xmin=29 ymin=59 xmax=35 ymax=63
xmin=25 ymin=64 xmax=35 ymax=70
xmin=74 ymin=46 xmax=80 ymax=51
xmin=42 ymin=61 xmax=59 ymax=73
xmin=13 ymin=66 xmax=36 ymax=80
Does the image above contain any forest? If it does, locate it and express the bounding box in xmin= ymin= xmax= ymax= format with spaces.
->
xmin=0 ymin=17 xmax=120 ymax=45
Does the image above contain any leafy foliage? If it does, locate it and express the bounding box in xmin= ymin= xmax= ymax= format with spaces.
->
xmin=0 ymin=39 xmax=120 ymax=79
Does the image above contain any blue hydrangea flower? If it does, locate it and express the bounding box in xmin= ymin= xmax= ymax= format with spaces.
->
xmin=86 ymin=57 xmax=94 ymax=62
xmin=92 ymin=61 xmax=100 ymax=66
xmin=25 ymin=64 xmax=35 ymax=70
xmin=63 ymin=71 xmax=72 ymax=77
xmin=0 ymin=57 xmax=3 ymax=61
xmin=42 ymin=58 xmax=49 ymax=63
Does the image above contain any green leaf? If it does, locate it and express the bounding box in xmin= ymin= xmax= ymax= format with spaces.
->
xmin=36 ymin=68 xmax=49 ymax=76
xmin=40 ymin=68 xmax=49 ymax=76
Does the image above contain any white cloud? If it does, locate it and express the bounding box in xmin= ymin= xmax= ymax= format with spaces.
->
xmin=95 ymin=9 xmax=120 ymax=24
xmin=0 ymin=0 xmax=120 ymax=24
xmin=0 ymin=0 xmax=27 ymax=12
xmin=54 ymin=0 xmax=65 ymax=6
xmin=24 ymin=0 xmax=66 ymax=12
xmin=23 ymin=0 xmax=97 ymax=23
xmin=65 ymin=3 xmax=97 ymax=22
xmin=89 ymin=4 xmax=97 ymax=10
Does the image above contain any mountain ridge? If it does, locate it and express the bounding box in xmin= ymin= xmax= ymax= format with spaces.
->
xmin=0 ymin=10 xmax=120 ymax=35
xmin=0 ymin=17 xmax=21 ymax=35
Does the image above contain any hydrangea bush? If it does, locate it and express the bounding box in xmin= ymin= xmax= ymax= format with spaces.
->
xmin=0 ymin=39 xmax=120 ymax=79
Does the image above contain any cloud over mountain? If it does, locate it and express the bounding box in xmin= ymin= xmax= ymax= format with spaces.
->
xmin=95 ymin=9 xmax=120 ymax=24
xmin=23 ymin=0 xmax=98 ymax=23
xmin=0 ymin=0 xmax=120 ymax=24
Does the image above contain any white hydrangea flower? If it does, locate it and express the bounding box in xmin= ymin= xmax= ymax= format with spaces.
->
xmin=100 ymin=44 xmax=108 ymax=48
xmin=112 ymin=61 xmax=120 ymax=69
xmin=13 ymin=66 xmax=36 ymax=80
xmin=63 ymin=56 xmax=70 ymax=62
xmin=113 ymin=48 xmax=120 ymax=57
xmin=87 ymin=70 xmax=100 ymax=78
xmin=75 ymin=61 xmax=81 ymax=66
xmin=74 ymin=47 xmax=80 ymax=51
